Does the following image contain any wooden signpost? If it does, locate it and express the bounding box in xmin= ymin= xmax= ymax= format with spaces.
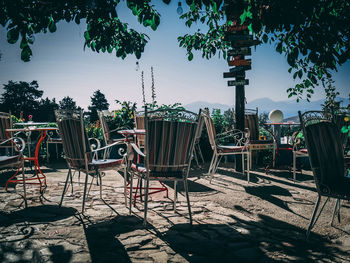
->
xmin=228 ymin=79 xmax=249 ymax=86
xmin=226 ymin=24 xmax=249 ymax=32
xmin=225 ymin=34 xmax=253 ymax=42
xmin=231 ymin=39 xmax=261 ymax=47
xmin=229 ymin=65 xmax=251 ymax=72
xmin=228 ymin=47 xmax=251 ymax=56
xmin=223 ymin=71 xmax=245 ymax=78
xmin=228 ymin=58 xmax=251 ymax=67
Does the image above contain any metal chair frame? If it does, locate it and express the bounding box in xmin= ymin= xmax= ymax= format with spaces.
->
xmin=56 ymin=109 xmax=127 ymax=213
xmin=202 ymin=108 xmax=250 ymax=182
xmin=128 ymin=107 xmax=199 ymax=226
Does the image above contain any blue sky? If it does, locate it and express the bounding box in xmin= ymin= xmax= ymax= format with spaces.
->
xmin=0 ymin=1 xmax=349 ymax=111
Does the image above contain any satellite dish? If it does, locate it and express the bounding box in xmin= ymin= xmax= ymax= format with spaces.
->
xmin=269 ymin=109 xmax=284 ymax=123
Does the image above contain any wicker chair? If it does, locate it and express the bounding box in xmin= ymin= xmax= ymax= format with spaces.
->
xmin=245 ymin=108 xmax=276 ymax=168
xmin=299 ymin=110 xmax=350 ymax=238
xmin=202 ymin=108 xmax=250 ymax=182
xmin=55 ymin=109 xmax=127 ymax=212
xmin=128 ymin=107 xmax=199 ymax=225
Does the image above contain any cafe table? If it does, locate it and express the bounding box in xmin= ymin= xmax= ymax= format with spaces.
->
xmin=117 ymin=129 xmax=169 ymax=205
xmin=6 ymin=126 xmax=57 ymax=193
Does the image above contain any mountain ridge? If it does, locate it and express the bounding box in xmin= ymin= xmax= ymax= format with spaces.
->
xmin=184 ymin=97 xmax=349 ymax=118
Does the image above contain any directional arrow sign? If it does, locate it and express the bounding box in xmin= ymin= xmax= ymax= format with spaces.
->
xmin=228 ymin=79 xmax=249 ymax=86
xmin=223 ymin=71 xmax=246 ymax=78
xmin=228 ymin=59 xmax=251 ymax=67
xmin=228 ymin=47 xmax=251 ymax=56
xmin=226 ymin=24 xmax=249 ymax=32
xmin=225 ymin=34 xmax=253 ymax=42
xmin=229 ymin=65 xmax=252 ymax=72
xmin=231 ymin=39 xmax=261 ymax=47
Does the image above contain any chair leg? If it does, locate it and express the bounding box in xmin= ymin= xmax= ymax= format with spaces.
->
xmin=306 ymin=195 xmax=330 ymax=239
xmin=293 ymin=152 xmax=296 ymax=181
xmin=46 ymin=141 xmax=49 ymax=163
xmin=174 ymin=181 xmax=177 ymax=212
xmin=183 ymin=179 xmax=192 ymax=225
xmin=123 ymin=166 xmax=127 ymax=207
xmin=82 ymin=172 xmax=89 ymax=213
xmin=59 ymin=168 xmax=71 ymax=207
xmin=143 ymin=176 xmax=150 ymax=226
xmin=213 ymin=155 xmax=222 ymax=174
xmin=246 ymin=152 xmax=250 ymax=183
xmin=69 ymin=169 xmax=74 ymax=195
xmin=129 ymin=172 xmax=134 ymax=215
xmin=22 ymin=161 xmax=27 ymax=208
xmin=331 ymin=199 xmax=341 ymax=226
xmin=99 ymin=172 xmax=103 ymax=200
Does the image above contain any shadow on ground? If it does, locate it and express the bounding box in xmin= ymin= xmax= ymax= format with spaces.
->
xmin=0 ymin=205 xmax=77 ymax=227
xmin=161 ymin=213 xmax=350 ymax=263
xmin=82 ymin=215 xmax=145 ymax=263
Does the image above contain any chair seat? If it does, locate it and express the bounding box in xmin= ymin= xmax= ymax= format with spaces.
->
xmin=217 ymin=145 xmax=247 ymax=153
xmin=130 ymin=163 xmax=184 ymax=179
xmin=89 ymin=158 xmax=124 ymax=170
xmin=0 ymin=155 xmax=21 ymax=167
xmin=250 ymin=140 xmax=274 ymax=144
xmin=325 ymin=177 xmax=350 ymax=199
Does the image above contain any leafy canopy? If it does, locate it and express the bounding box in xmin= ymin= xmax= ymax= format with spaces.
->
xmin=1 ymin=0 xmax=160 ymax=61
xmin=1 ymin=0 xmax=349 ymax=101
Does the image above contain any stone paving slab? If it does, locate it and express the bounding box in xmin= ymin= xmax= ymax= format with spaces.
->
xmin=0 ymin=163 xmax=350 ymax=262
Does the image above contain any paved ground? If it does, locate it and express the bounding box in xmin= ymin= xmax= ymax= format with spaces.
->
xmin=1 ymin=161 xmax=350 ymax=262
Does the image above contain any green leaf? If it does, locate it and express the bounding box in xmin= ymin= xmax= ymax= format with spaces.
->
xmin=298 ymin=69 xmax=303 ymax=79
xmin=84 ymin=31 xmax=90 ymax=41
xmin=248 ymin=23 xmax=253 ymax=32
xmin=262 ymin=34 xmax=268 ymax=43
xmin=188 ymin=52 xmax=193 ymax=61
xmin=288 ymin=67 xmax=292 ymax=73
xmin=341 ymin=126 xmax=348 ymax=133
xmin=7 ymin=28 xmax=19 ymax=44
xmin=48 ymin=21 xmax=57 ymax=33
xmin=107 ymin=46 xmax=113 ymax=53
xmin=21 ymin=46 xmax=32 ymax=62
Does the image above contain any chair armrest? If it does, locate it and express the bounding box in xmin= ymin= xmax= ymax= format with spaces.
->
xmin=88 ymin=138 xmax=101 ymax=151
xmin=126 ymin=143 xmax=145 ymax=162
xmin=0 ymin=137 xmax=26 ymax=152
xmin=216 ymin=129 xmax=249 ymax=146
xmin=91 ymin=140 xmax=126 ymax=153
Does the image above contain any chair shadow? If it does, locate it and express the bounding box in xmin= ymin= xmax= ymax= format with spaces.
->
xmin=163 ymin=180 xmax=218 ymax=193
xmin=244 ymin=184 xmax=308 ymax=218
xmin=81 ymin=215 xmax=145 ymax=263
xmin=0 ymin=205 xmax=77 ymax=227
xmin=161 ymin=213 xmax=350 ymax=263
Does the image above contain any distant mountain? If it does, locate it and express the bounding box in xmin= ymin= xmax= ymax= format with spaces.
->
xmin=184 ymin=101 xmax=232 ymax=114
xmin=185 ymin=97 xmax=349 ymax=118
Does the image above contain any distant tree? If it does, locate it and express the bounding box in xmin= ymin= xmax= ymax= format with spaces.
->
xmin=36 ymin=97 xmax=59 ymax=122
xmin=0 ymin=80 xmax=43 ymax=118
xmin=88 ymin=90 xmax=109 ymax=123
xmin=59 ymin=96 xmax=80 ymax=111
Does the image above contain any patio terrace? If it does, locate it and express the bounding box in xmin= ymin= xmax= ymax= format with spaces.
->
xmin=1 ymin=162 xmax=350 ymax=263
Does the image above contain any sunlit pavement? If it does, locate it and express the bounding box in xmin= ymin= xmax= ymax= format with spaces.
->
xmin=1 ymin=162 xmax=350 ymax=262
